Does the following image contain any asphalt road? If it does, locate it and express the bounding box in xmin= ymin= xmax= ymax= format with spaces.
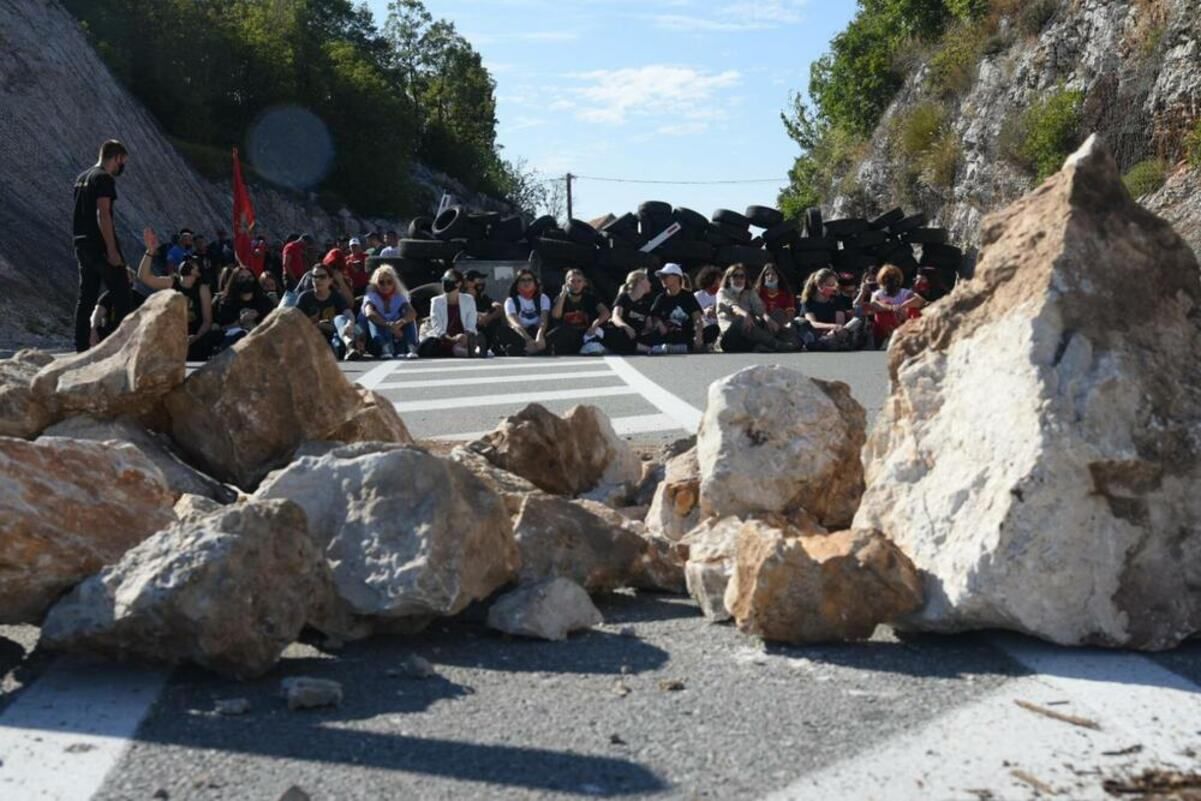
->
xmin=3 ymin=351 xmax=1201 ymax=801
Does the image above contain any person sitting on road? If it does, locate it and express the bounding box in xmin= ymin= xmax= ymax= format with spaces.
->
xmin=258 ymin=269 xmax=281 ymax=306
xmin=870 ymin=264 xmax=925 ymax=346
xmin=756 ymin=262 xmax=802 ymax=350
xmin=463 ymin=269 xmax=505 ymax=355
xmin=798 ymin=268 xmax=863 ymax=351
xmin=137 ymin=228 xmax=222 ymax=361
xmin=345 ymin=238 xmax=370 ymax=297
xmin=549 ymin=268 xmax=610 ymax=355
xmin=497 ymin=269 xmax=551 ymax=356
xmin=649 ymin=263 xmax=705 ymax=354
xmin=605 ymin=269 xmax=659 ymax=355
xmin=362 ymin=264 xmax=418 ymax=359
xmin=693 ymin=265 xmax=722 ymax=348
xmin=716 ymin=263 xmax=788 ymax=353
xmin=213 ymin=265 xmax=276 ymax=349
xmin=294 ymin=249 xmax=354 ymax=307
xmin=296 ymin=265 xmax=357 ymax=359
xmin=418 ymin=268 xmax=479 ymax=358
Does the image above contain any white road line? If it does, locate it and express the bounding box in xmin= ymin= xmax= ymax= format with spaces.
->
xmin=376 ymin=369 xmax=615 ymax=390
xmin=378 ymin=358 xmax=598 ymax=376
xmin=603 ymin=355 xmax=704 ymax=432
xmin=765 ymin=636 xmax=1201 ymax=801
xmin=431 ymin=412 xmax=686 ymax=442
xmin=0 ymin=657 xmax=170 ymax=801
xmin=391 ymin=385 xmax=638 ymax=413
xmin=353 ymin=359 xmax=400 ymax=390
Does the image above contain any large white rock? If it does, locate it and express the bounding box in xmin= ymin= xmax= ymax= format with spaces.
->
xmin=41 ymin=500 xmax=329 ymax=678
xmin=255 ymin=444 xmax=519 ymax=622
xmin=486 ymin=578 xmax=602 ymax=641
xmin=855 ymin=137 xmax=1201 ymax=650
xmin=644 ymin=447 xmax=701 ymax=541
xmin=697 ymin=365 xmax=866 ymax=528
xmin=681 ymin=517 xmax=749 ymax=622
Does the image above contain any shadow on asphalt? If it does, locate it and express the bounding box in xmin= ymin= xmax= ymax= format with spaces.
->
xmin=595 ymin=592 xmax=699 ymax=625
xmin=764 ymin=630 xmax=1027 ymax=680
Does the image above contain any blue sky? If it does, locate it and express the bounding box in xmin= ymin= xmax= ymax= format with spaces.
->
xmin=366 ymin=0 xmax=857 ymax=221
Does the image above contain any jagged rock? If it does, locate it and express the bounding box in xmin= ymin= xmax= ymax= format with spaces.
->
xmin=856 ymin=137 xmax=1201 ymax=650
xmin=513 ymin=495 xmax=647 ymax=592
xmin=0 ymin=436 xmax=176 ymax=623
xmin=322 ymin=387 xmax=413 ymax=445
xmin=697 ymin=366 xmax=865 ymax=528
xmin=42 ymin=415 xmax=235 ymax=502
xmin=681 ymin=517 xmax=746 ymax=622
xmin=281 ymin=677 xmax=343 ymax=710
xmin=31 ymin=292 xmax=187 ymax=420
xmin=486 ymin=578 xmax=603 ymax=641
xmin=628 ymin=533 xmax=688 ymax=594
xmin=174 ymin=493 xmax=224 ymax=524
xmin=724 ymin=522 xmax=923 ymax=643
xmin=466 ymin=404 xmax=641 ymax=497
xmin=41 ymin=500 xmax=328 ymax=678
xmin=448 ymin=446 xmax=542 ymax=515
xmin=0 ymin=349 xmax=54 ymax=438
xmin=255 ymin=445 xmax=518 ymax=622
xmin=164 ymin=308 xmax=412 ymax=489
xmin=645 ymin=447 xmax=702 ymax=541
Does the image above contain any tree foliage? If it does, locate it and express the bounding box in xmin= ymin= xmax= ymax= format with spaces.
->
xmin=64 ymin=0 xmax=520 ymax=216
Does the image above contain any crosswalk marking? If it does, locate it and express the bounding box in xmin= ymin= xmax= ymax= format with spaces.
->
xmin=379 ymin=358 xmax=599 ymax=376
xmin=377 ymin=369 xmax=616 ymax=390
xmin=431 ymin=412 xmax=685 ymax=442
xmin=390 ymin=385 xmax=639 ymax=413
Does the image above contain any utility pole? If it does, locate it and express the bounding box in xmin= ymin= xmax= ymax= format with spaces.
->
xmin=565 ymin=173 xmax=574 ymax=222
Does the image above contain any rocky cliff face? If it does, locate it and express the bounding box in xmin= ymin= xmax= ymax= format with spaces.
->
xmin=828 ymin=0 xmax=1201 ymax=260
xmin=0 ymin=0 xmax=507 ymax=348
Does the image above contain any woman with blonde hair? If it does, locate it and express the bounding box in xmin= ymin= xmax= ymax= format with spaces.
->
xmin=605 ymin=269 xmax=659 ymax=355
xmin=361 ymin=263 xmax=417 ymax=358
xmin=715 ymin=263 xmax=787 ymax=352
xmin=799 ymin=267 xmax=862 ymax=351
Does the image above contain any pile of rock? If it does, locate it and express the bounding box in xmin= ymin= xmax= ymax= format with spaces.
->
xmin=5 ymin=139 xmax=1199 ymax=682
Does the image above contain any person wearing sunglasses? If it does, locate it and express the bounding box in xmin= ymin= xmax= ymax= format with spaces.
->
xmin=715 ymin=263 xmax=787 ymax=353
xmin=361 ymin=264 xmax=418 ymax=359
xmin=496 ymin=269 xmax=551 ymax=355
xmin=296 ymin=265 xmax=356 ymax=359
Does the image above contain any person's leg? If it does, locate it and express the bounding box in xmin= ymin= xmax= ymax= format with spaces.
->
xmin=366 ymin=319 xmax=392 ymax=357
xmin=601 ymin=324 xmax=637 ymax=355
xmin=73 ymin=248 xmax=104 ymax=352
xmin=547 ymin=326 xmax=584 ymax=355
xmin=718 ymin=324 xmax=752 ymax=353
xmin=403 ymin=321 xmax=419 ymax=355
xmin=416 ymin=337 xmax=443 ymax=358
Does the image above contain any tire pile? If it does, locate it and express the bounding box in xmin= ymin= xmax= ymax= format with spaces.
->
xmin=379 ymin=202 xmax=966 ymax=303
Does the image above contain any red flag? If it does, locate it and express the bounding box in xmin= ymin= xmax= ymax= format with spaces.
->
xmin=232 ymin=147 xmax=256 ymax=268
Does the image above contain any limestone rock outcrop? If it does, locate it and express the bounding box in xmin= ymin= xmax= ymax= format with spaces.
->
xmin=467 ymin=404 xmax=641 ymax=497
xmin=0 ymin=436 xmax=177 ymax=623
xmin=698 ymin=365 xmax=866 ymax=528
xmin=855 ymin=137 xmax=1201 ymax=650
xmin=725 ymin=523 xmax=923 ymax=643
xmin=31 ymin=292 xmax=187 ymax=420
xmin=164 ymin=308 xmax=411 ymax=489
xmin=255 ymin=444 xmax=518 ymax=622
xmin=41 ymin=501 xmax=328 ymax=678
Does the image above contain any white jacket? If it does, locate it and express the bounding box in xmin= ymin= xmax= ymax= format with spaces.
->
xmin=427 ymin=292 xmax=478 ymax=336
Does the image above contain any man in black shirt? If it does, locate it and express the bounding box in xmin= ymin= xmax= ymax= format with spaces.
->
xmin=464 ymin=269 xmax=505 ymax=355
xmin=650 ymin=263 xmax=704 ymax=354
xmin=72 ymin=140 xmax=131 ymax=352
xmin=548 ymin=268 xmax=610 ymax=355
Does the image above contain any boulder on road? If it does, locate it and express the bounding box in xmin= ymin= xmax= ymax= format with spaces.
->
xmin=724 ymin=523 xmax=922 ymax=643
xmin=697 ymin=365 xmax=865 ymax=529
xmin=164 ymin=307 xmax=412 ymax=490
xmin=322 ymin=387 xmax=413 ymax=445
xmin=0 ymin=436 xmax=176 ymax=623
xmin=645 ymin=446 xmax=702 ymax=542
xmin=855 ymin=136 xmax=1201 ymax=650
xmin=629 ymin=533 xmax=688 ymax=595
xmin=0 ymin=349 xmax=55 ymax=438
xmin=42 ymin=415 xmax=235 ymax=502
xmin=513 ymin=495 xmax=647 ymax=592
xmin=31 ymin=292 xmax=187 ymax=421
xmin=448 ymin=446 xmax=542 ymax=515
xmin=682 ymin=517 xmax=747 ymax=622
xmin=486 ymin=578 xmax=603 ymax=641
xmin=255 ymin=445 xmax=518 ymax=622
xmin=174 ymin=493 xmax=224 ymax=524
xmin=41 ymin=500 xmax=326 ymax=679
xmin=467 ymin=404 xmax=641 ymax=497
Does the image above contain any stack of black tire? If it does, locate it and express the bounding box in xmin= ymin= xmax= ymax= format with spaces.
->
xmin=371 ymin=208 xmax=533 ymax=290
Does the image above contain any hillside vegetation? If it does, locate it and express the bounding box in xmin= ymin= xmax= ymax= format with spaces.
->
xmin=63 ymin=0 xmax=530 ymax=216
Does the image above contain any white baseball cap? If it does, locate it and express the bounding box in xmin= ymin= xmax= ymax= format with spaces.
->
xmin=349 ymin=237 xmax=362 ymax=246
xmin=656 ymin=263 xmax=685 ymax=278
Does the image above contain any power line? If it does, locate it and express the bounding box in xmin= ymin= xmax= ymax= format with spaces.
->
xmin=574 ymin=174 xmax=784 ymax=185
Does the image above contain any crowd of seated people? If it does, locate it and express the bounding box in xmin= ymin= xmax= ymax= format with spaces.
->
xmin=88 ymin=223 xmax=935 ymax=362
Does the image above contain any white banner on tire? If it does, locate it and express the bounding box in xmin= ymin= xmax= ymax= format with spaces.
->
xmin=640 ymin=222 xmax=682 ymax=253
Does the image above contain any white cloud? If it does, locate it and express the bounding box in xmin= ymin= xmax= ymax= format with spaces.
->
xmin=570 ymin=65 xmax=741 ymax=126
xmin=651 ymin=0 xmax=807 ymax=32
xmin=651 ymin=14 xmax=768 ymax=32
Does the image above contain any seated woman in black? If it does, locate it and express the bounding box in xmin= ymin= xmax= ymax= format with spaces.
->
xmin=798 ymin=268 xmax=862 ymax=351
xmin=604 ymin=269 xmax=660 ymax=355
xmin=213 ymin=265 xmax=276 ymax=348
xmin=137 ymin=228 xmax=223 ymax=360
xmin=548 ymin=268 xmax=610 ymax=355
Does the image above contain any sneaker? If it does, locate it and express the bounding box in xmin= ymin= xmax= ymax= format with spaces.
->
xmin=579 ymin=341 xmax=607 ymax=356
xmin=402 ymin=350 xmax=420 ymax=360
xmin=649 ymin=344 xmax=668 ymax=355
xmin=380 ymin=346 xmax=394 ymax=359
xmin=343 ymin=349 xmax=365 ymax=362
xmin=668 ymin=343 xmax=689 ymax=355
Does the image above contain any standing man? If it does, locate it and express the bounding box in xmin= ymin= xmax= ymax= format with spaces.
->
xmin=73 ymin=140 xmax=131 ymax=352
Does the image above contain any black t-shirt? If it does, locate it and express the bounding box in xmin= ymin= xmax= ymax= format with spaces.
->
xmin=834 ymin=294 xmax=854 ymax=314
xmin=558 ymin=292 xmax=600 ymax=329
xmin=171 ymin=276 xmax=205 ymax=334
xmin=72 ymin=166 xmax=117 ymax=253
xmin=802 ymin=297 xmax=840 ymax=324
xmin=94 ymin=288 xmax=145 ymax=338
xmin=614 ymin=291 xmax=654 ymax=333
xmin=650 ymin=291 xmax=702 ymax=337
xmin=297 ymin=289 xmax=348 ymax=325
xmin=214 ymin=292 xmax=274 ymax=328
